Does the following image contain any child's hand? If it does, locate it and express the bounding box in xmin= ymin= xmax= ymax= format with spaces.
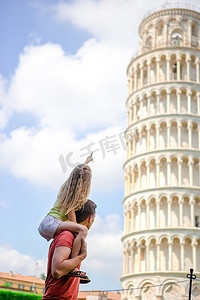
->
xmin=84 ymin=152 xmax=93 ymax=164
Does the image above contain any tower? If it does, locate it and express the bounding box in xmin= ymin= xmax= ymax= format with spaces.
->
xmin=121 ymin=3 xmax=200 ymax=299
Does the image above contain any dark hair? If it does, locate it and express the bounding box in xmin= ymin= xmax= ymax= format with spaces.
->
xmin=75 ymin=199 xmax=97 ymax=223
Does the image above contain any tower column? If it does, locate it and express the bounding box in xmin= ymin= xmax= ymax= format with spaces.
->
xmin=131 ymin=205 xmax=134 ymax=231
xmin=178 ymin=159 xmax=182 ymax=186
xmin=156 ymin=161 xmax=160 ymax=186
xmin=156 ymin=93 xmax=160 ymax=114
xmin=133 ymin=102 xmax=137 ymax=121
xmin=130 ymin=104 xmax=134 ymax=124
xmin=147 ymin=127 xmax=150 ymax=151
xmin=168 ymin=242 xmax=172 ymax=271
xmin=198 ymin=125 xmax=200 ymax=150
xmin=156 ymin=125 xmax=159 ymax=149
xmin=166 ymin=59 xmax=170 ymax=81
xmin=187 ymin=91 xmax=192 ymax=113
xmin=125 ymin=210 xmax=128 ymax=234
xmin=178 ymin=124 xmax=181 ymax=148
xmin=199 ymin=162 xmax=200 ymax=186
xmin=134 ymin=69 xmax=137 ymax=91
xmin=197 ymin=93 xmax=200 ymax=115
xmin=190 ymin=199 xmax=195 ymax=227
xmin=138 ymin=245 xmax=141 ymax=272
xmin=188 ymin=122 xmax=192 ymax=148
xmin=140 ymin=100 xmax=143 ymax=120
xmin=156 ymin=200 xmax=160 ymax=227
xmin=177 ymin=90 xmax=181 ymax=114
xmin=146 ymin=162 xmax=150 ymax=188
xmin=146 ymin=200 xmax=150 ymax=228
xmin=189 ymin=158 xmax=193 ymax=187
xmin=179 ymin=199 xmax=183 ymax=227
xmin=181 ymin=242 xmax=184 ymax=271
xmin=164 ymin=21 xmax=168 ymax=46
xmin=141 ymin=65 xmax=144 ymax=88
xmin=192 ymin=242 xmax=197 ymax=270
xmin=156 ymin=59 xmax=160 ymax=82
xmin=156 ymin=243 xmax=160 ymax=271
xmin=138 ymin=203 xmax=141 ymax=230
xmin=147 ymin=95 xmax=150 ymax=117
xmin=196 ymin=59 xmax=200 ymax=83
xmin=188 ymin=20 xmax=192 ymax=46
xmin=125 ymin=175 xmax=128 ymax=195
xmin=167 ymin=125 xmax=170 ymax=148
xmin=146 ymin=243 xmax=150 ymax=271
xmin=133 ymin=134 xmax=136 ymax=155
xmin=168 ymin=199 xmax=172 ymax=227
xmin=167 ymin=159 xmax=171 ymax=186
xmin=131 ymin=246 xmax=134 ymax=273
xmin=147 ymin=62 xmax=150 ymax=85
xmin=177 ymin=58 xmax=181 ymax=80
xmin=187 ymin=58 xmax=191 ymax=81
xmin=123 ymin=250 xmax=126 ymax=274
xmin=167 ymin=91 xmax=170 ymax=113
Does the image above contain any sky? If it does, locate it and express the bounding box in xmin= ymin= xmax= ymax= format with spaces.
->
xmin=0 ymin=0 xmax=200 ymax=292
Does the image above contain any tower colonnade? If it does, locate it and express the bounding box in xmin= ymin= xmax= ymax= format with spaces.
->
xmin=126 ymin=118 xmax=200 ymax=158
xmin=123 ymin=193 xmax=200 ymax=232
xmin=128 ymin=51 xmax=200 ymax=94
xmin=124 ymin=153 xmax=200 ymax=192
xmin=121 ymin=4 xmax=200 ymax=300
xmin=123 ymin=233 xmax=200 ymax=274
xmin=127 ymin=86 xmax=200 ymax=125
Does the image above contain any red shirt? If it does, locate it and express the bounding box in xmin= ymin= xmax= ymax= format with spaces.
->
xmin=42 ymin=231 xmax=80 ymax=300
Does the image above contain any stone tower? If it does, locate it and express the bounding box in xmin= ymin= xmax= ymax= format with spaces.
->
xmin=121 ymin=3 xmax=200 ymax=299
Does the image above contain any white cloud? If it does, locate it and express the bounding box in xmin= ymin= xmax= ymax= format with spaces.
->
xmin=82 ymin=214 xmax=123 ymax=284
xmin=0 ymin=245 xmax=46 ymax=277
xmin=53 ymin=0 xmax=142 ymax=47
xmin=0 ymin=201 xmax=7 ymax=208
xmin=0 ymin=124 xmax=125 ymax=191
xmin=0 ymin=75 xmax=10 ymax=129
xmin=5 ymin=40 xmax=128 ymax=132
xmin=0 ymin=38 xmax=127 ymax=191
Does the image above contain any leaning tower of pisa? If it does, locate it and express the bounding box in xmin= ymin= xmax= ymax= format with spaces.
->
xmin=121 ymin=3 xmax=200 ymax=299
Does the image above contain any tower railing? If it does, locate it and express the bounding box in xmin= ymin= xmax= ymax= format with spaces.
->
xmin=143 ymin=2 xmax=200 ymax=19
xmin=130 ymin=41 xmax=200 ymax=62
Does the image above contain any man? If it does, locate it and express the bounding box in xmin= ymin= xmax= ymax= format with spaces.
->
xmin=42 ymin=199 xmax=97 ymax=300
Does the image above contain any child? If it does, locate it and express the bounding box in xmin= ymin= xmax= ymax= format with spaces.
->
xmin=38 ymin=153 xmax=93 ymax=280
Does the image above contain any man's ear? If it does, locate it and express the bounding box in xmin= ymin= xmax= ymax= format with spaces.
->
xmin=88 ymin=215 xmax=92 ymax=223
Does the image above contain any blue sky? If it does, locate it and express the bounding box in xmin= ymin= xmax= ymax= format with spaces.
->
xmin=1 ymin=0 xmax=199 ymax=292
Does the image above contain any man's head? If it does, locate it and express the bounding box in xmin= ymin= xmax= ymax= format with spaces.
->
xmin=75 ymin=199 xmax=97 ymax=229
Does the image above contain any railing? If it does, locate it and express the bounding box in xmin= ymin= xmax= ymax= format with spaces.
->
xmin=143 ymin=2 xmax=200 ymax=19
xmin=130 ymin=41 xmax=200 ymax=62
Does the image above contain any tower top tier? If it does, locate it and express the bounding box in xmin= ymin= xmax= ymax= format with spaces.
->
xmin=138 ymin=3 xmax=200 ymax=55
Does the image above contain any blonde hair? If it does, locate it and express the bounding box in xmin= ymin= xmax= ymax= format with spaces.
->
xmin=57 ymin=164 xmax=92 ymax=216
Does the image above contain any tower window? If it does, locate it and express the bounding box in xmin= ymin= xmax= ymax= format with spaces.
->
xmin=192 ymin=22 xmax=198 ymax=37
xmin=195 ymin=216 xmax=200 ymax=227
xmin=171 ymin=32 xmax=182 ymax=46
xmin=173 ymin=64 xmax=177 ymax=73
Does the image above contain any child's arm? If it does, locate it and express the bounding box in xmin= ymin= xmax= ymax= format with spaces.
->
xmin=68 ymin=210 xmax=77 ymax=223
xmin=84 ymin=152 xmax=93 ymax=165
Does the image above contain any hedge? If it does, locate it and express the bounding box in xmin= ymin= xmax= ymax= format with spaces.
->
xmin=0 ymin=290 xmax=42 ymax=300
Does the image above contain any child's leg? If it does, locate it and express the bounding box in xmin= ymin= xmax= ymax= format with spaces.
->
xmin=54 ymin=220 xmax=88 ymax=238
